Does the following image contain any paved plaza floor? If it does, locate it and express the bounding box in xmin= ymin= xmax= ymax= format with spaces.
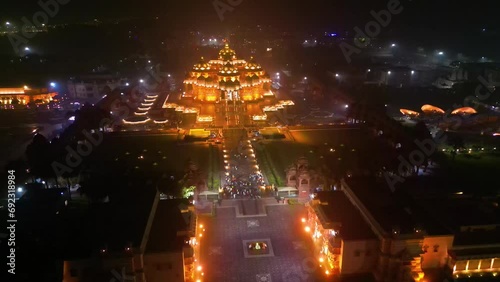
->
xmin=199 ymin=201 xmax=324 ymax=282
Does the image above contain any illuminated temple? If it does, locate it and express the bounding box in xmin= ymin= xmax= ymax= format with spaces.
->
xmin=183 ymin=43 xmax=273 ymax=102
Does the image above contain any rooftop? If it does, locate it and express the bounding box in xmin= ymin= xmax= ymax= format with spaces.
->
xmin=417 ymin=196 xmax=500 ymax=231
xmin=315 ymin=191 xmax=377 ymax=241
xmin=146 ymin=199 xmax=192 ymax=253
xmin=63 ymin=187 xmax=156 ymax=259
xmin=344 ymin=177 xmax=449 ymax=236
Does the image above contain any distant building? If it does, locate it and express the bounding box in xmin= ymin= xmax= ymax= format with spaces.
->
xmin=62 ymin=193 xmax=199 ymax=282
xmin=67 ymin=75 xmax=124 ymax=102
xmin=0 ymin=86 xmax=57 ymax=107
xmin=433 ymin=63 xmax=500 ymax=89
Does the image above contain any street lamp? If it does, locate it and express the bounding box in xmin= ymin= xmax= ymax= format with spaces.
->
xmin=50 ymin=82 xmax=56 ymax=87
xmin=391 ymin=43 xmax=396 ymax=47
xmin=24 ymin=47 xmax=30 ymax=51
xmin=139 ymin=79 xmax=144 ymax=83
xmin=438 ymin=51 xmax=444 ymax=55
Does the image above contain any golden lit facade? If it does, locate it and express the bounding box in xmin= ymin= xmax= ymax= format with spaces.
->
xmin=0 ymin=86 xmax=56 ymax=106
xmin=183 ymin=43 xmax=272 ymax=102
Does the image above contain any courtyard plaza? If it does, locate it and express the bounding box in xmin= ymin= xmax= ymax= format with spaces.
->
xmin=199 ymin=202 xmax=325 ymax=282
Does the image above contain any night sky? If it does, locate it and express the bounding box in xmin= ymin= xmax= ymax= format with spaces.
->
xmin=2 ymin=0 xmax=499 ymax=32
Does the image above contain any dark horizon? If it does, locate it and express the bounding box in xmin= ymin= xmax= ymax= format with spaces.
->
xmin=2 ymin=0 xmax=499 ymax=32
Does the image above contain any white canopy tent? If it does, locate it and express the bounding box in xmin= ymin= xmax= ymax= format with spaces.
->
xmin=198 ymin=190 xmax=219 ymax=200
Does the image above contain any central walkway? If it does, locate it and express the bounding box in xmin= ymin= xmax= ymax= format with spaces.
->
xmin=197 ymin=126 xmax=321 ymax=282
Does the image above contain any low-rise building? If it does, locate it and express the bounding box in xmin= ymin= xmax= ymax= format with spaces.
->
xmin=306 ymin=191 xmax=378 ymax=279
xmin=306 ymin=178 xmax=459 ymax=281
xmin=62 ymin=193 xmax=199 ymax=282
xmin=0 ymin=86 xmax=57 ymax=107
xmin=67 ymin=75 xmax=125 ymax=103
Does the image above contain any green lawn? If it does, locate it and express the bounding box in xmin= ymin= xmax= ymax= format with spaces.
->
xmin=207 ymin=144 xmax=222 ymax=191
xmin=255 ymin=129 xmax=365 ymax=186
xmin=256 ymin=141 xmax=321 ymax=186
xmin=86 ymin=134 xmax=214 ymax=182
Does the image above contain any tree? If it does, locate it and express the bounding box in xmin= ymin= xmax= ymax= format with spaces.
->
xmin=413 ymin=121 xmax=433 ymax=173
xmin=447 ymin=135 xmax=465 ymax=161
xmin=26 ymin=134 xmax=58 ymax=186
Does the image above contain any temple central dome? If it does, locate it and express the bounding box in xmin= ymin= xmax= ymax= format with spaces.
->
xmin=219 ymin=44 xmax=237 ymax=61
xmin=183 ymin=43 xmax=273 ymax=102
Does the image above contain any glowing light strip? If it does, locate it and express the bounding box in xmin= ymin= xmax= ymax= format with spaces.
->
xmin=123 ymin=118 xmax=151 ymax=124
xmin=141 ymin=103 xmax=153 ymax=106
xmin=197 ymin=115 xmax=213 ymax=122
xmin=183 ymin=108 xmax=199 ymax=113
xmin=278 ymin=100 xmax=295 ymax=106
xmin=137 ymin=107 xmax=151 ymax=111
xmin=146 ymin=95 xmax=158 ymax=98
xmin=0 ymin=91 xmax=25 ymax=94
xmin=163 ymin=103 xmax=178 ymax=109
xmin=263 ymin=106 xmax=277 ymax=112
xmin=153 ymin=120 xmax=169 ymax=124
xmin=252 ymin=114 xmax=267 ymax=121
xmin=135 ymin=112 xmax=147 ymax=116
xmin=143 ymin=99 xmax=156 ymax=102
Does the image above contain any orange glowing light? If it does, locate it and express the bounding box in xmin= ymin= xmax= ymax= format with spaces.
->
xmin=399 ymin=108 xmax=420 ymax=116
xmin=421 ymin=104 xmax=445 ymax=114
xmin=305 ymin=226 xmax=311 ymax=232
xmin=301 ymin=218 xmax=306 ymax=223
xmin=451 ymin=107 xmax=477 ymax=115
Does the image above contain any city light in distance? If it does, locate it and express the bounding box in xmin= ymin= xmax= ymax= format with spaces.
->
xmin=391 ymin=43 xmax=396 ymax=47
xmin=6 ymin=22 xmax=10 ymax=25
xmin=438 ymin=51 xmax=444 ymax=55
xmin=50 ymin=82 xmax=56 ymax=87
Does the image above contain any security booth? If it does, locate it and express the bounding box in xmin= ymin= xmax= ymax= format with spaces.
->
xmin=198 ymin=190 xmax=220 ymax=202
xmin=276 ymin=187 xmax=299 ymax=200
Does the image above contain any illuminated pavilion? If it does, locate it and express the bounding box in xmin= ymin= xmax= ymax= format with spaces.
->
xmin=0 ymin=86 xmax=56 ymax=106
xmin=183 ymin=43 xmax=273 ymax=102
